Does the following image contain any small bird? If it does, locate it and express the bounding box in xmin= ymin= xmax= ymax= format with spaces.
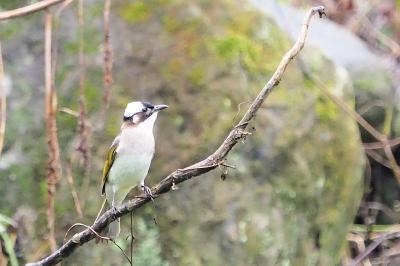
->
xmin=101 ymin=101 xmax=168 ymax=238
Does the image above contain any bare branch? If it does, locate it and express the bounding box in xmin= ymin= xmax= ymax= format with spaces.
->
xmin=44 ymin=10 xmax=61 ymax=253
xmin=363 ymin=137 xmax=400 ymax=150
xmin=0 ymin=0 xmax=67 ymax=21
xmin=26 ymin=6 xmax=326 ymax=266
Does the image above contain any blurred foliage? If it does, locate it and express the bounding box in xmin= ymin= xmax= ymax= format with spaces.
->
xmin=121 ymin=2 xmax=152 ymax=23
xmin=0 ymin=214 xmax=18 ymax=266
xmin=131 ymin=218 xmax=169 ymax=266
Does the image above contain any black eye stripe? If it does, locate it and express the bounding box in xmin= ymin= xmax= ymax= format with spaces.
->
xmin=123 ymin=115 xmax=132 ymax=121
xmin=123 ymin=102 xmax=154 ymax=122
xmin=142 ymin=102 xmax=154 ymax=109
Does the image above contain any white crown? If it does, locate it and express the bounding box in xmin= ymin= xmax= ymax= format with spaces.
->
xmin=124 ymin=101 xmax=144 ymax=117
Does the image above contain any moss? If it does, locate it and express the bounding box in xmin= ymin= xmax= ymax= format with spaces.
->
xmin=315 ymin=96 xmax=339 ymax=122
xmin=210 ymin=32 xmax=264 ymax=66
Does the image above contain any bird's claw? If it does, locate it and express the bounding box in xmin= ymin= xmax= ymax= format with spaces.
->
xmin=111 ymin=206 xmax=118 ymax=220
xmin=141 ymin=185 xmax=155 ymax=201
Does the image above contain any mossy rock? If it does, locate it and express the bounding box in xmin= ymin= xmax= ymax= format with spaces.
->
xmin=108 ymin=0 xmax=365 ymax=265
xmin=0 ymin=0 xmax=364 ymax=265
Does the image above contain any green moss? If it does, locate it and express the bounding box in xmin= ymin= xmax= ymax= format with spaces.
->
xmin=211 ymin=33 xmax=245 ymax=61
xmin=315 ymin=96 xmax=339 ymax=122
xmin=209 ymin=30 xmax=279 ymax=76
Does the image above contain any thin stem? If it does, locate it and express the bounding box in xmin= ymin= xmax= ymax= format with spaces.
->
xmin=130 ymin=212 xmax=134 ymax=266
xmin=0 ymin=42 xmax=6 ymax=157
xmin=44 ymin=10 xmax=60 ymax=253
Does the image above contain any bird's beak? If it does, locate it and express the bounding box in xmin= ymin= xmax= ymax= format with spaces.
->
xmin=153 ymin=104 xmax=168 ymax=112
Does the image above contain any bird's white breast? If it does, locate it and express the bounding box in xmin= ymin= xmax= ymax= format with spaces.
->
xmin=107 ymin=121 xmax=155 ymax=203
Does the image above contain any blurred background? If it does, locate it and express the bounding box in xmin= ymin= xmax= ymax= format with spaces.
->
xmin=0 ymin=0 xmax=399 ymax=265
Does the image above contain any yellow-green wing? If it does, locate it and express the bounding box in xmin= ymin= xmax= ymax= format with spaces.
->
xmin=101 ymin=136 xmax=119 ymax=195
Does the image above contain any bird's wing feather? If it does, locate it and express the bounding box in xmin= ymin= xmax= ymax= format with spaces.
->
xmin=101 ymin=135 xmax=120 ymax=195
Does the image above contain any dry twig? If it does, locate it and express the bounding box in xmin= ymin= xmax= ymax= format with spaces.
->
xmin=25 ymin=6 xmax=326 ymax=266
xmin=44 ymin=10 xmax=61 ymax=253
xmin=363 ymin=138 xmax=400 ymax=150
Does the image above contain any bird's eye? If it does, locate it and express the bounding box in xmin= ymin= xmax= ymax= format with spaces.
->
xmin=142 ymin=107 xmax=147 ymax=112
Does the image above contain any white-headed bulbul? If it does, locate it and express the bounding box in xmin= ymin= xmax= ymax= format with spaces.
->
xmin=101 ymin=101 xmax=168 ymax=238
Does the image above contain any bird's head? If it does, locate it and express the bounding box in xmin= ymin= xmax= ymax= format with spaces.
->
xmin=123 ymin=101 xmax=168 ymax=125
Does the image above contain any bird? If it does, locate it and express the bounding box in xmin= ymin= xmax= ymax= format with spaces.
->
xmin=101 ymin=101 xmax=168 ymax=238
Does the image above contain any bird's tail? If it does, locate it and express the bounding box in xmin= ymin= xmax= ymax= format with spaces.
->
xmin=107 ymin=218 xmax=120 ymax=239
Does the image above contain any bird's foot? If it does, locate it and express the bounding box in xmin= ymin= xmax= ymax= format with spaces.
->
xmin=111 ymin=206 xmax=118 ymax=220
xmin=141 ymin=185 xmax=155 ymax=201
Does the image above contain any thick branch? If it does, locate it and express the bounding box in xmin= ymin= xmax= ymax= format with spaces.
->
xmin=26 ymin=6 xmax=325 ymax=266
xmin=0 ymin=0 xmax=66 ymax=21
